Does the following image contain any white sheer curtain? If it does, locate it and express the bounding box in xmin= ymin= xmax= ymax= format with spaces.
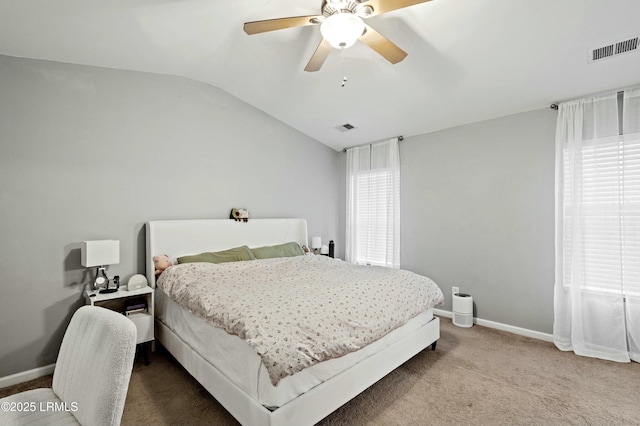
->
xmin=554 ymin=89 xmax=640 ymax=363
xmin=345 ymin=138 xmax=400 ymax=268
xmin=624 ymin=89 xmax=640 ymax=362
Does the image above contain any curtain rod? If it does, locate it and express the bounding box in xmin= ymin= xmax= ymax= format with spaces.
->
xmin=342 ymin=136 xmax=403 ymax=153
xmin=550 ymin=89 xmax=631 ymax=110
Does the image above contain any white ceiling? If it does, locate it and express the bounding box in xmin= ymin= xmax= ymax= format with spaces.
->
xmin=1 ymin=0 xmax=639 ymax=151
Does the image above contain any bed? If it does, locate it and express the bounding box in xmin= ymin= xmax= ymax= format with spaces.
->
xmin=146 ymin=218 xmax=443 ymax=426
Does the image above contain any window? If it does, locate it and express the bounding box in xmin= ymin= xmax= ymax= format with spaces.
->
xmin=346 ymin=139 xmax=400 ymax=268
xmin=559 ymin=94 xmax=640 ymax=296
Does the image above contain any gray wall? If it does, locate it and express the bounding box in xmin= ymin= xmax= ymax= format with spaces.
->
xmin=0 ymin=55 xmax=339 ymax=377
xmin=336 ymin=108 xmax=556 ymax=333
xmin=400 ymin=108 xmax=557 ymax=333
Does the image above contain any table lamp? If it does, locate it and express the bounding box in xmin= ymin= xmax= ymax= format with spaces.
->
xmin=81 ymin=240 xmax=120 ymax=293
xmin=311 ymin=236 xmax=322 ymax=255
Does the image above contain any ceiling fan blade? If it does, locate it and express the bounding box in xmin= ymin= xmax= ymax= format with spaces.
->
xmin=359 ymin=24 xmax=407 ymax=64
xmin=359 ymin=0 xmax=433 ymax=17
xmin=244 ymin=15 xmax=322 ymax=35
xmin=304 ymin=38 xmax=333 ymax=72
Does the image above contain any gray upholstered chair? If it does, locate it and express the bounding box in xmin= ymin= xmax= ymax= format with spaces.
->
xmin=0 ymin=305 xmax=137 ymax=425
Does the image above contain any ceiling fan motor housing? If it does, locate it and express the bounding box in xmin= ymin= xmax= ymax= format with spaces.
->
xmin=323 ymin=0 xmax=364 ymax=17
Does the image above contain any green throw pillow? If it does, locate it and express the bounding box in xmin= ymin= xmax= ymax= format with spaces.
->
xmin=251 ymin=242 xmax=304 ymax=259
xmin=177 ymin=246 xmax=256 ymax=264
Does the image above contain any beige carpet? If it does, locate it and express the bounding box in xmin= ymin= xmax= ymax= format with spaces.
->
xmin=2 ymin=317 xmax=639 ymax=425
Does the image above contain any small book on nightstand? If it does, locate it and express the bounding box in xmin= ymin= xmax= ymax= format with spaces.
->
xmin=125 ymin=298 xmax=147 ymax=315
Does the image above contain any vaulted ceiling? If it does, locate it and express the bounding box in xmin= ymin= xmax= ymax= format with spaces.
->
xmin=1 ymin=0 xmax=639 ymax=151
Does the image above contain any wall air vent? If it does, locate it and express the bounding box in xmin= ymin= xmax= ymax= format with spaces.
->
xmin=589 ymin=35 xmax=639 ymax=62
xmin=335 ymin=123 xmax=356 ymax=132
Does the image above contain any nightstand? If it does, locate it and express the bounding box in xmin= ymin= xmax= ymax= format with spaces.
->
xmin=85 ymin=286 xmax=154 ymax=363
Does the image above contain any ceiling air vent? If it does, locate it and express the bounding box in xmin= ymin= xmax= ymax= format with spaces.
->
xmin=589 ymin=35 xmax=639 ymax=62
xmin=335 ymin=123 xmax=356 ymax=132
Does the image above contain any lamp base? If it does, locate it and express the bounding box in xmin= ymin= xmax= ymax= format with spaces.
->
xmin=93 ymin=267 xmax=119 ymax=293
xmin=93 ymin=278 xmax=107 ymax=291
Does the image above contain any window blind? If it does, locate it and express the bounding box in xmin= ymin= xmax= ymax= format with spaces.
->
xmin=561 ymin=125 xmax=640 ymax=296
xmin=352 ymin=169 xmax=397 ymax=266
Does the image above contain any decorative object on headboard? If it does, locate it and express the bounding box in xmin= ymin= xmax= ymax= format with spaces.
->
xmin=230 ymin=208 xmax=250 ymax=222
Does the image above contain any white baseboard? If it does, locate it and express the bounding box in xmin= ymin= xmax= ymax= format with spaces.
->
xmin=0 ymin=364 xmax=55 ymax=389
xmin=433 ymin=308 xmax=554 ymax=343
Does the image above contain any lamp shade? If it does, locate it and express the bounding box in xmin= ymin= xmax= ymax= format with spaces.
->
xmin=311 ymin=236 xmax=322 ymax=249
xmin=320 ymin=13 xmax=365 ymax=49
xmin=81 ymin=240 xmax=120 ymax=267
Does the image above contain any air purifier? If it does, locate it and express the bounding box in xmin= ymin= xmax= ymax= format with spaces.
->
xmin=452 ymin=293 xmax=474 ymax=328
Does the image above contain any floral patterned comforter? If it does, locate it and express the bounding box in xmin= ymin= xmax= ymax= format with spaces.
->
xmin=157 ymin=255 xmax=444 ymax=385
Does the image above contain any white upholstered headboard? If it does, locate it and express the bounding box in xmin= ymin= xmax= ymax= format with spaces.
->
xmin=145 ymin=218 xmax=308 ymax=288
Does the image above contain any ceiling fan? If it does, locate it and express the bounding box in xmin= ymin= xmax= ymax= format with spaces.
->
xmin=243 ymin=0 xmax=432 ymax=72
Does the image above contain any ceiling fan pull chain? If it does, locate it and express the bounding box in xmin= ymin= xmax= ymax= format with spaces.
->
xmin=341 ymin=47 xmax=348 ymax=88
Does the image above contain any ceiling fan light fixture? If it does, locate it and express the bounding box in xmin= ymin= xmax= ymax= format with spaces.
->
xmin=320 ymin=13 xmax=365 ymax=49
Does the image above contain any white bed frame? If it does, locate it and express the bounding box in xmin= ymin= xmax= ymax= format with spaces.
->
xmin=146 ymin=218 xmax=440 ymax=426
